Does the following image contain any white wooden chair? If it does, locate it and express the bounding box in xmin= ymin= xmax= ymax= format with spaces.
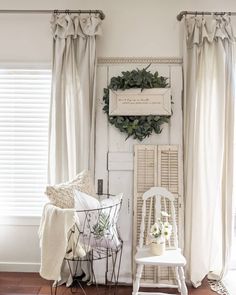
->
xmin=133 ymin=187 xmax=188 ymax=295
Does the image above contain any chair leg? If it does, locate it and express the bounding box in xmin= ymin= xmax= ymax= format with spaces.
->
xmin=132 ymin=264 xmax=143 ymax=295
xmin=175 ymin=267 xmax=181 ymax=292
xmin=178 ymin=266 xmax=188 ymax=295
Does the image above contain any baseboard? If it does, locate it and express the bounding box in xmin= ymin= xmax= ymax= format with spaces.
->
xmin=0 ymin=261 xmax=40 ymax=272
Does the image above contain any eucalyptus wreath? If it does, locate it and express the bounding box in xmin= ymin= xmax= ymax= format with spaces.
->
xmin=102 ymin=66 xmax=171 ymax=141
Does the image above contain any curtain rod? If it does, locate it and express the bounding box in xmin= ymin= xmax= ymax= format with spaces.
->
xmin=177 ymin=10 xmax=235 ymax=21
xmin=0 ymin=9 xmax=105 ymax=20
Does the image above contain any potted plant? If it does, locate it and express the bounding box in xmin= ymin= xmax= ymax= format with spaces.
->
xmin=149 ymin=211 xmax=172 ymax=256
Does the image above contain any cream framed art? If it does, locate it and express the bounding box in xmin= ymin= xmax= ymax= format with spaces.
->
xmin=109 ymin=88 xmax=171 ymax=116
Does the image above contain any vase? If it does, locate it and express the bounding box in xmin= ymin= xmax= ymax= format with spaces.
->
xmin=150 ymin=242 xmax=165 ymax=256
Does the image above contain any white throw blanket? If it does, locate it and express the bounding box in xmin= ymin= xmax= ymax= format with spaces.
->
xmin=38 ymin=203 xmax=75 ymax=281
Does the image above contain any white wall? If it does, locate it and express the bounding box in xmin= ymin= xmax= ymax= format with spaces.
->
xmin=0 ymin=216 xmax=40 ymax=272
xmin=0 ymin=0 xmax=235 ymax=62
xmin=1 ymin=0 xmax=236 ymax=282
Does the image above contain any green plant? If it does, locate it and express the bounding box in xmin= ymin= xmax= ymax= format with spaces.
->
xmin=102 ymin=66 xmax=171 ymax=141
xmin=93 ymin=212 xmax=110 ymax=238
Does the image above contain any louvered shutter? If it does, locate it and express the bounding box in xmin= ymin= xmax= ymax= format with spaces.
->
xmin=157 ymin=145 xmax=182 ymax=246
xmin=0 ymin=68 xmax=51 ymax=216
xmin=156 ymin=145 xmax=182 ymax=284
xmin=133 ymin=145 xmax=157 ymax=282
xmin=133 ymin=144 xmax=183 ymax=285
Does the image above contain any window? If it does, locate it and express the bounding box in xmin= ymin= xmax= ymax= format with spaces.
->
xmin=0 ymin=68 xmax=51 ymax=216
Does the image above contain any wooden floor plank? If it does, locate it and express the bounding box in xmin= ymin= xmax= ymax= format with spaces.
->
xmin=0 ymin=272 xmax=215 ymax=295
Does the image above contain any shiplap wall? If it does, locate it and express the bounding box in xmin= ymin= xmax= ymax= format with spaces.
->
xmin=95 ymin=61 xmax=183 ymax=283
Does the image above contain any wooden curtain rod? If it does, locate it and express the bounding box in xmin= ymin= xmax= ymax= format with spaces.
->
xmin=177 ymin=10 xmax=235 ymax=21
xmin=0 ymin=9 xmax=105 ymax=20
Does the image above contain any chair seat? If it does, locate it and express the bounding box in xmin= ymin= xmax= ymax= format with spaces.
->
xmin=135 ymin=246 xmax=186 ymax=267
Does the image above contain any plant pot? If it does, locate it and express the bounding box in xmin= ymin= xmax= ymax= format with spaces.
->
xmin=150 ymin=242 xmax=165 ymax=256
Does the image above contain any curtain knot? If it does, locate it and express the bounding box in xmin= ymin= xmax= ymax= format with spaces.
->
xmin=51 ymin=14 xmax=102 ymax=39
xmin=185 ymin=15 xmax=235 ymax=47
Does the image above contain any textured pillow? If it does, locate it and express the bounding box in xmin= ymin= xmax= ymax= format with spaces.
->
xmin=45 ymin=170 xmax=96 ymax=209
xmin=45 ymin=186 xmax=75 ymax=209
xmin=69 ymin=170 xmax=96 ymax=197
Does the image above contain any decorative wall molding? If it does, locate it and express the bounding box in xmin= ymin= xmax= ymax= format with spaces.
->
xmin=97 ymin=57 xmax=183 ymax=65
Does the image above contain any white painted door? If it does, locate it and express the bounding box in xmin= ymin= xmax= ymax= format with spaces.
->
xmin=95 ymin=60 xmax=183 ymax=283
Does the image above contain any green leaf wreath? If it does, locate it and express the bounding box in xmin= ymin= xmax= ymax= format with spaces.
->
xmin=102 ymin=66 xmax=171 ymax=141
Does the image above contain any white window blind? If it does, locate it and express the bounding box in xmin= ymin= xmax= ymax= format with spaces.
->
xmin=0 ymin=68 xmax=51 ymax=216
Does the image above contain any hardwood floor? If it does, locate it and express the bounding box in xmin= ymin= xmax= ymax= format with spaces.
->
xmin=0 ymin=272 xmax=216 ymax=295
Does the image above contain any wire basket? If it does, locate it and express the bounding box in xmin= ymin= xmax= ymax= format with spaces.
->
xmin=64 ymin=194 xmax=123 ymax=261
xmin=51 ymin=195 xmax=124 ymax=295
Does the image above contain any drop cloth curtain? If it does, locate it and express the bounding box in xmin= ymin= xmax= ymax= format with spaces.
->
xmin=48 ymin=14 xmax=102 ymax=184
xmin=183 ymin=15 xmax=235 ymax=287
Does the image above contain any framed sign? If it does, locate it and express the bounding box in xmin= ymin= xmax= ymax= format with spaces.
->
xmin=109 ymin=88 xmax=171 ymax=116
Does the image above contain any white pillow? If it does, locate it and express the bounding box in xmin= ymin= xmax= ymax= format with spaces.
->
xmin=100 ymin=194 xmax=123 ymax=231
xmin=45 ymin=170 xmax=96 ymax=209
xmin=74 ymin=190 xmax=100 ymax=211
xmin=74 ymin=190 xmax=100 ymax=229
xmin=74 ymin=191 xmax=123 ymax=250
xmin=97 ymin=194 xmax=123 ymax=249
xmin=100 ymin=194 xmax=123 ymax=209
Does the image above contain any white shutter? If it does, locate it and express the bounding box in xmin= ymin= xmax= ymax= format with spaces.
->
xmin=0 ymin=68 xmax=51 ymax=216
xmin=133 ymin=145 xmax=157 ymax=282
xmin=157 ymin=145 xmax=183 ymax=247
xmin=156 ymin=145 xmax=182 ymax=284
xmin=133 ymin=144 xmax=183 ymax=285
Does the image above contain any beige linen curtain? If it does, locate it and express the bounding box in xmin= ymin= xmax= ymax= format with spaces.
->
xmin=183 ymin=15 xmax=235 ymax=287
xmin=48 ymin=14 xmax=102 ymax=184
